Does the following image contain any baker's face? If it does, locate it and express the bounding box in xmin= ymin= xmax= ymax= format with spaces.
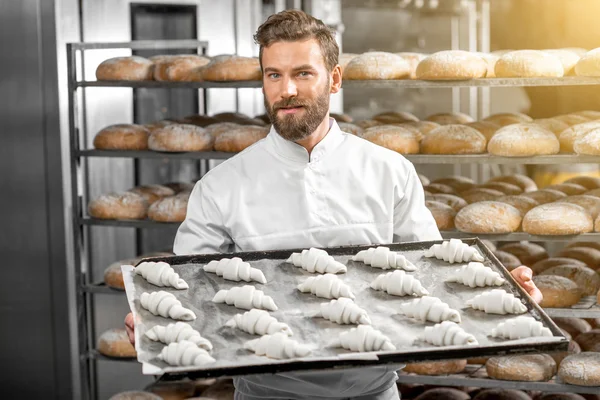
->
xmin=262 ymin=39 xmax=335 ymax=142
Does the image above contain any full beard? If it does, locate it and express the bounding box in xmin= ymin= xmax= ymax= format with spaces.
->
xmin=265 ymin=84 xmax=330 ymax=142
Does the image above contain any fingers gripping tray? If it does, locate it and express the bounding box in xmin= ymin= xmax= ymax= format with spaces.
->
xmin=122 ymin=238 xmax=567 ymax=379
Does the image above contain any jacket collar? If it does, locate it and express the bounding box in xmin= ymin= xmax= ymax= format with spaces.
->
xmin=266 ymin=117 xmax=345 ymax=164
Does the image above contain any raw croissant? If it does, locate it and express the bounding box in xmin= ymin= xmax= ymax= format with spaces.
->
xmin=212 ymin=285 xmax=277 ymax=311
xmin=466 ymin=289 xmax=527 ymax=315
xmin=352 ymin=246 xmax=417 ymax=271
xmin=145 ymin=322 xmax=212 ymax=351
xmin=422 ymin=321 xmax=478 ymax=346
xmin=491 ymin=316 xmax=552 ymax=339
xmin=203 ymin=257 xmax=266 ymax=284
xmin=286 ymin=248 xmax=347 ymax=274
xmin=297 ymin=274 xmax=355 ymax=299
xmin=243 ymin=332 xmax=311 ymax=359
xmin=446 ymin=262 xmax=505 ymax=288
xmin=331 ymin=325 xmax=396 ymax=352
xmin=400 ymin=296 xmax=461 ymax=323
xmin=370 ymin=270 xmax=429 ymax=297
xmin=135 ymin=261 xmax=188 ymax=289
xmin=313 ymin=297 xmax=371 ymax=325
xmin=424 ymin=239 xmax=484 ymax=263
xmin=157 ymin=340 xmax=216 ymax=366
xmin=140 ymin=291 xmax=196 ymax=321
xmin=226 ymin=309 xmax=292 ymax=336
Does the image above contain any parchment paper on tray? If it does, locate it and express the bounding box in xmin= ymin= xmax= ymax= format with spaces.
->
xmin=122 ymin=238 xmax=568 ymax=378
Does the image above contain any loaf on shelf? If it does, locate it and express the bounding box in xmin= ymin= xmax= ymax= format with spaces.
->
xmin=372 ymin=110 xmax=419 ymax=124
xmin=425 ymin=200 xmax=455 ymax=230
xmin=540 ymin=264 xmax=600 ymax=296
xmin=152 ymin=54 xmax=211 ymax=81
xmin=97 ymin=328 xmax=137 ymax=358
xmin=148 ymin=193 xmax=190 ymax=222
xmin=483 ymin=112 xmax=533 ymax=127
xmin=522 ymin=203 xmax=594 ymax=235
xmin=343 ymin=52 xmax=411 ymax=80
xmin=425 ymin=112 xmax=474 ymax=125
xmin=148 ymin=124 xmax=214 ymax=152
xmin=200 ymin=55 xmax=261 ymax=81
xmin=530 ymin=257 xmax=587 ymax=274
xmin=494 ymin=50 xmax=564 ymax=77
xmin=96 ymin=56 xmax=154 ymax=81
xmin=402 ymin=359 xmax=467 ymax=375
xmin=88 ymin=192 xmax=149 ymax=220
xmin=556 ymin=246 xmax=600 ymax=268
xmin=485 ymin=354 xmax=556 ymax=381
xmin=214 ymin=125 xmax=269 ymax=152
xmin=454 ymin=201 xmax=521 ymax=233
xmin=533 ymin=275 xmax=582 ymax=308
xmin=128 ymin=184 xmax=175 ymax=205
xmin=431 ymin=176 xmax=476 ymax=192
xmin=575 ymin=47 xmax=600 ymax=76
xmin=93 ymin=124 xmax=150 ymax=150
xmin=416 ymin=50 xmax=488 ymax=80
xmin=487 ymin=123 xmax=559 ymax=156
xmin=557 ymin=352 xmax=600 ymax=386
xmin=361 ymin=125 xmax=420 ymax=154
xmin=420 ymin=125 xmax=487 ymax=154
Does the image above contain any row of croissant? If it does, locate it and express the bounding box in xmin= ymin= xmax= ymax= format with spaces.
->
xmin=125 ymin=240 xmax=553 ymax=368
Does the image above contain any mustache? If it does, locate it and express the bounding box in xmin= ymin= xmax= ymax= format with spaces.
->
xmin=273 ymin=99 xmax=308 ymax=111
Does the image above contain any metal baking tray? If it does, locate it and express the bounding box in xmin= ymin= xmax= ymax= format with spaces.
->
xmin=122 ymin=238 xmax=568 ymax=380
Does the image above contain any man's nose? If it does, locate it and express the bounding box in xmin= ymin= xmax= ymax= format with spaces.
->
xmin=280 ymin=77 xmax=298 ymax=98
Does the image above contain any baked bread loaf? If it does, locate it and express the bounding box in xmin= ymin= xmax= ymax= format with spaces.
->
xmin=455 ymin=202 xmax=521 ymax=233
xmin=414 ymin=388 xmax=470 ymax=400
xmin=430 ymin=176 xmax=475 ymax=192
xmin=200 ymin=55 xmax=261 ymax=81
xmin=575 ymin=47 xmax=600 ymax=76
xmin=493 ymin=250 xmax=522 ymax=270
xmin=521 ymin=189 xmax=567 ymax=204
xmin=361 ymin=125 xmax=420 ymax=154
xmin=556 ymin=195 xmax=600 ymax=218
xmin=148 ymin=193 xmax=190 ymax=222
xmin=544 ymin=49 xmax=581 ymax=75
xmin=153 ymin=55 xmax=211 ymax=81
xmin=128 ymin=184 xmax=175 ymax=205
xmin=343 ymin=52 xmax=411 ymax=80
xmin=488 ymin=123 xmax=559 ymax=156
xmin=397 ymin=121 xmax=440 ymax=135
xmin=372 ymin=111 xmax=419 ymax=124
xmin=144 ymin=119 xmax=177 ymax=133
xmin=472 ymin=389 xmax=531 ymax=400
xmin=425 ymin=201 xmax=455 ymax=230
xmin=460 ymin=188 xmax=504 ymax=204
xmin=203 ymin=122 xmax=241 ymax=138
xmin=533 ymin=275 xmax=582 ymax=308
xmin=495 ymin=50 xmax=564 ymax=77
xmin=96 ymin=56 xmax=153 ymax=81
xmin=545 ymin=183 xmax=588 ymax=196
xmin=337 ymin=122 xmax=363 ymax=136
xmin=97 ymin=328 xmax=137 ymax=358
xmin=421 ymin=125 xmax=486 ymax=154
xmin=148 ymin=124 xmax=213 ymax=152
xmin=483 ymin=112 xmax=533 ymax=127
xmin=574 ymin=330 xmax=600 ymax=352
xmin=554 ymin=114 xmax=591 ymax=126
xmin=425 ymin=112 xmax=474 ymax=125
xmin=424 ymin=183 xmax=456 ymax=195
xmin=427 ymin=194 xmax=468 ymax=212
xmin=488 ymin=174 xmax=538 ymax=192
xmin=540 ymin=265 xmax=600 ymax=296
xmin=93 ymin=124 xmax=150 ymax=150
xmin=574 ymin=129 xmax=600 ymax=155
xmin=466 ymin=121 xmax=501 ymax=142
xmin=479 ymin=182 xmax=523 ymax=195
xmin=558 ymin=121 xmax=600 ymax=152
xmin=523 ymin=203 xmax=594 ymax=235
xmin=554 ymin=318 xmax=592 ymax=337
xmin=556 ymin=246 xmax=600 ymax=269
xmin=214 ymin=125 xmax=269 ymax=152
xmin=395 ymin=52 xmax=427 ymax=79
xmin=530 ymin=257 xmax=587 ymax=275
xmin=338 ymin=53 xmax=358 ymax=74
xmin=180 ymin=114 xmax=220 ymax=127
xmin=557 ymin=352 xmax=600 ymax=386
xmin=497 ymin=242 xmax=548 ymax=267
xmin=403 ymin=359 xmax=467 ymax=375
xmin=533 ymin=118 xmax=570 ymax=136
xmin=496 ymin=195 xmax=539 ymax=216
xmin=416 ymin=50 xmax=487 ymax=80
xmin=566 ymin=176 xmax=600 ymax=190
xmin=88 ymin=192 xmax=148 ymax=220
xmin=485 ymin=354 xmax=556 ymax=381
xmin=565 ymin=241 xmax=600 ymax=251
xmin=103 ymin=260 xmax=134 ymax=290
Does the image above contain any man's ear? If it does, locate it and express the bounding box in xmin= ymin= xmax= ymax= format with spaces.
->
xmin=330 ymin=65 xmax=342 ymax=94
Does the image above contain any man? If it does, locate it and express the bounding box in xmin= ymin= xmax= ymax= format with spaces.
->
xmin=126 ymin=9 xmax=542 ymax=399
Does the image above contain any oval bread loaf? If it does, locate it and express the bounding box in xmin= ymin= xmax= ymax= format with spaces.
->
xmin=554 ymin=114 xmax=591 ymax=127
xmin=425 ymin=112 xmax=474 ymax=125
xmin=200 ymin=55 xmax=261 ymax=81
xmin=533 ymin=275 xmax=582 ymax=308
xmin=556 ymin=246 xmax=600 ymax=269
xmin=530 ymin=257 xmax=587 ymax=275
xmin=128 ymin=184 xmax=175 ymax=205
xmin=430 ymin=176 xmax=475 ymax=192
xmin=427 ymin=194 xmax=468 ymax=212
xmin=545 ymin=183 xmax=588 ymax=196
xmin=416 ymin=50 xmax=488 ymax=80
xmin=148 ymin=194 xmax=189 ymax=222
xmin=425 ymin=183 xmax=456 ymax=195
xmin=96 ymin=56 xmax=153 ymax=81
xmin=575 ymin=47 xmax=600 ymax=76
xmin=494 ymin=50 xmax=564 ymax=77
xmin=399 ymin=121 xmax=440 ymax=135
xmin=343 ymin=52 xmax=411 ymax=80
xmin=455 ymin=201 xmax=521 ymax=233
xmin=574 ymin=330 xmax=600 ymax=352
xmin=479 ymin=182 xmax=523 ymax=195
xmin=460 ymin=188 xmax=504 ymax=204
xmin=557 ymin=352 xmax=600 ymax=386
xmin=569 ymin=176 xmax=600 ymax=190
xmin=93 ymin=124 xmax=150 ymax=150
xmin=98 ymin=329 xmax=137 ymax=358
xmin=544 ymin=49 xmax=581 ymax=75
xmin=556 ymin=195 xmax=600 ymax=218
xmin=403 ymin=359 xmax=467 ymax=375
xmin=361 ymin=125 xmax=420 ymax=154
xmin=565 ymin=241 xmax=600 ymax=251
xmin=372 ymin=111 xmax=419 ymax=124
xmin=414 ymin=388 xmax=470 ymax=400
xmin=420 ymin=125 xmax=486 ymax=154
xmin=214 ymin=125 xmax=269 ymax=152
xmin=485 ymin=354 xmax=556 ymax=381
xmin=523 ymin=203 xmax=594 ymax=235
xmin=88 ymin=192 xmax=148 ymax=220
xmin=148 ymin=124 xmax=213 ymax=152
xmin=533 ymin=118 xmax=570 ymax=136
xmin=181 ymin=114 xmax=220 ymax=127
xmin=558 ymin=121 xmax=600 ymax=152
xmin=472 ymin=389 xmax=532 ymax=400
xmin=488 ymin=123 xmax=559 ymax=156
xmin=154 ymin=55 xmax=211 ymax=81
xmin=554 ymin=318 xmax=592 ymax=338
xmin=540 ymin=265 xmax=600 ymax=296
xmin=488 ymin=174 xmax=538 ymax=192
xmin=573 ymin=129 xmax=600 ymax=155
xmin=497 ymin=242 xmax=548 ymax=267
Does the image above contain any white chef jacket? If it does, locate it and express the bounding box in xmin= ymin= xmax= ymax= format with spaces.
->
xmin=174 ymin=118 xmax=441 ymax=399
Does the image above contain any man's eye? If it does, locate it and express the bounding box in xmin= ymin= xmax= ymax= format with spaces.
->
xmin=298 ymin=71 xmax=310 ymax=77
xmin=268 ymin=73 xmax=280 ymax=79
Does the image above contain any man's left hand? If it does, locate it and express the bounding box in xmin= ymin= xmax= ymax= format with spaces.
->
xmin=510 ymin=265 xmax=543 ymax=304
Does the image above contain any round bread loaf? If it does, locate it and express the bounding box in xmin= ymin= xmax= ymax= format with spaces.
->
xmin=498 ymin=242 xmax=548 ymax=266
xmin=541 ymin=265 xmax=600 ymax=296
xmin=565 ymin=241 xmax=600 ymax=251
xmin=496 ymin=195 xmax=539 ymax=216
xmin=558 ymin=121 xmax=600 ymax=152
xmin=425 ymin=112 xmax=475 ymax=125
xmin=495 ymin=50 xmax=564 ymax=77
xmin=154 ymin=55 xmax=211 ymax=81
xmin=108 ymin=391 xmax=162 ymax=400
xmin=479 ymin=182 xmax=523 ymax=195
xmin=93 ymin=124 xmax=150 ymax=150
xmin=337 ymin=122 xmax=363 ymax=136
xmin=530 ymin=257 xmax=587 ymax=275
xmin=416 ymin=50 xmax=487 ymax=80
xmin=556 ymin=195 xmax=600 ymax=218
xmin=460 ymin=188 xmax=504 ymax=204
xmin=395 ymin=52 xmax=427 ymax=79
xmin=214 ymin=125 xmax=269 ymax=152
xmin=486 ymin=354 xmax=556 ymax=381
xmin=431 ymin=176 xmax=476 ymax=193
xmin=88 ymin=192 xmax=148 ymax=220
xmin=330 ymin=112 xmax=353 ymax=123
xmin=575 ymin=47 xmax=600 ymax=76
xmin=493 ymin=250 xmax=522 ymax=270
xmin=473 ymin=389 xmax=531 ymax=400
xmin=558 ymin=352 xmax=600 ymax=386
xmin=200 ymin=55 xmax=261 ymax=81
xmin=568 ymin=176 xmax=600 ymax=190
xmin=533 ymin=118 xmax=570 ymax=136
xmin=103 ymin=259 xmax=135 ymax=290
xmin=148 ymin=124 xmax=213 ymax=152
xmin=455 ymin=201 xmax=521 ymax=233
xmin=545 ymin=183 xmax=588 ymax=196
xmin=98 ymin=328 xmax=136 ymax=358
xmin=204 ymin=122 xmax=241 ymax=138
xmin=425 ymin=201 xmax=456 ymax=230
xmin=403 ymin=359 xmax=467 ymax=375
xmin=556 ymin=246 xmax=600 ymax=269
xmin=128 ymin=184 xmax=175 ymax=205
xmin=466 ymin=121 xmax=501 ymax=142
xmin=421 ymin=125 xmax=486 ymax=154
xmin=372 ymin=111 xmax=419 ymax=124
xmin=361 ymin=125 xmax=420 ymax=154
xmin=554 ymin=318 xmax=592 ymax=337
xmin=488 ymin=123 xmax=559 ymax=156
xmin=483 ymin=112 xmax=533 ymax=127
xmin=523 ymin=203 xmax=594 ymax=235
xmin=574 ymin=330 xmax=600 ymax=352
xmin=554 ymin=114 xmax=591 ymax=127
xmin=148 ymin=193 xmax=189 ymax=222
xmin=96 ymin=56 xmax=153 ymax=81
xmin=489 ymin=174 xmax=538 ymax=192
xmin=425 ymin=183 xmax=456 ymax=195
xmin=181 ymin=114 xmax=220 ymax=127
xmin=533 ymin=275 xmax=582 ymax=308
xmin=521 ymin=189 xmax=567 ymax=204
xmin=574 ymin=129 xmax=600 ymax=155
xmin=343 ymin=52 xmax=411 ymax=80
xmin=544 ymin=49 xmax=581 ymax=75
xmin=414 ymin=388 xmax=470 ymax=400
xmin=427 ymin=194 xmax=468 ymax=212
xmin=397 ymin=121 xmax=440 ymax=135
xmin=549 ymin=339 xmax=581 ymax=367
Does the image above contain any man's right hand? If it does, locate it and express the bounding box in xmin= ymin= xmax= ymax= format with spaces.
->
xmin=125 ymin=313 xmax=135 ymax=345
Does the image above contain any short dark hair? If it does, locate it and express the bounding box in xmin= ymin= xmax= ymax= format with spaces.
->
xmin=254 ymin=9 xmax=339 ymax=72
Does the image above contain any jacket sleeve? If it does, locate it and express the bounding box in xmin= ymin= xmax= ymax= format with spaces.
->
xmin=173 ymin=180 xmax=233 ymax=255
xmin=393 ymin=164 xmax=442 ymax=242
